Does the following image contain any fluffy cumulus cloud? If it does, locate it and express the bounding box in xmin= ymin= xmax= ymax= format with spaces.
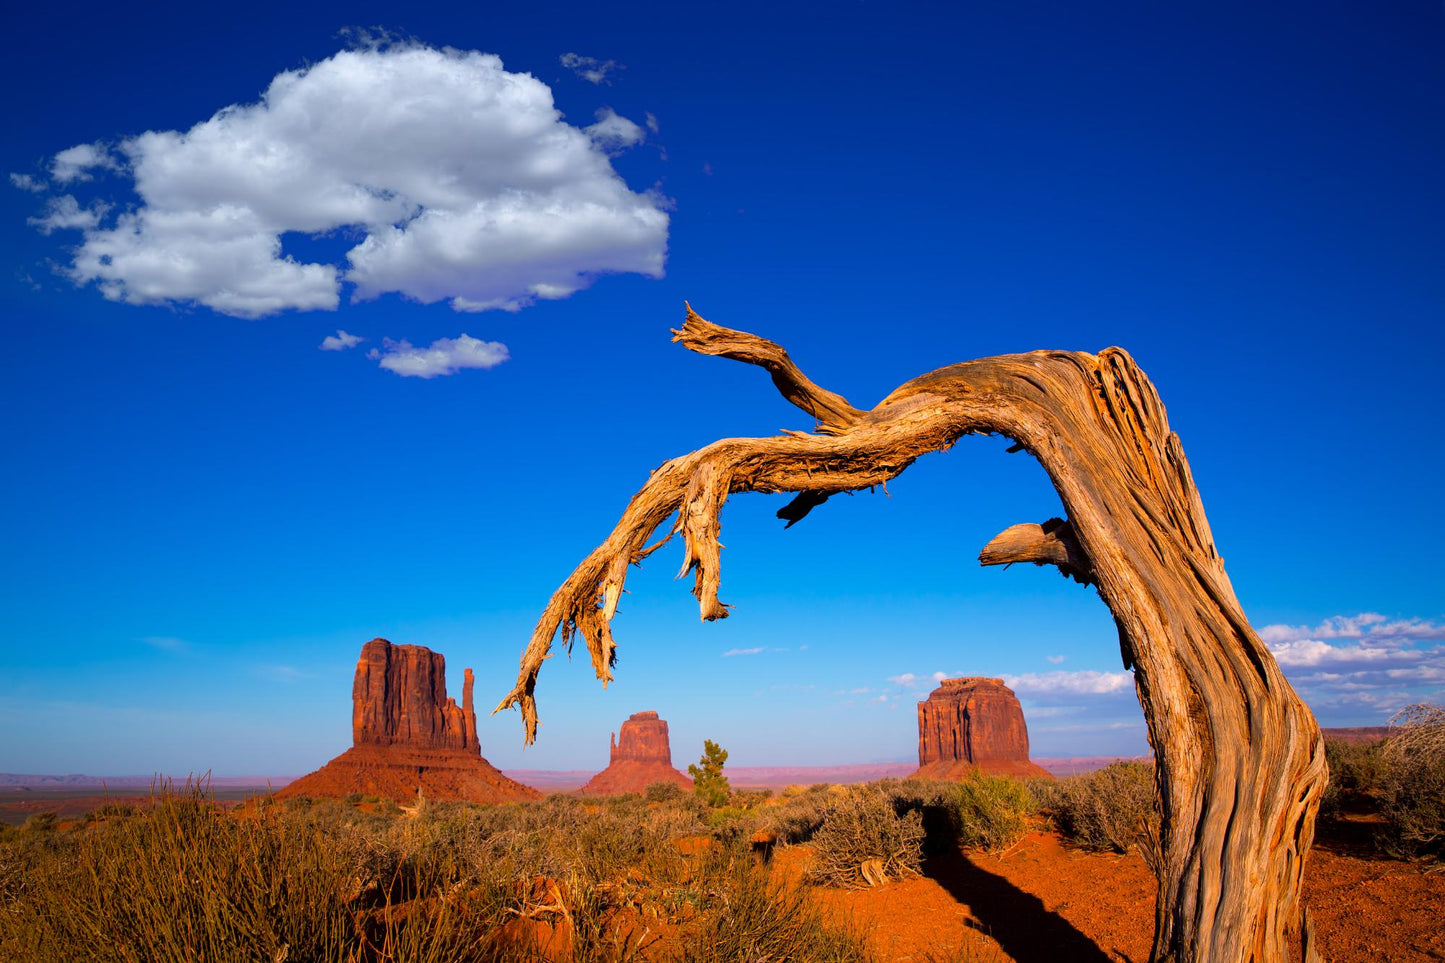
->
xmin=319 ymin=329 xmax=364 ymax=351
xmin=51 ymin=142 xmax=119 ymax=183
xmin=367 ymin=334 xmax=509 ymax=378
xmin=585 ymin=108 xmax=646 ymax=154
xmin=1258 ymin=613 xmax=1445 ymax=720
xmin=28 ymin=195 xmax=109 ymax=235
xmin=27 ymin=43 xmax=668 ymax=320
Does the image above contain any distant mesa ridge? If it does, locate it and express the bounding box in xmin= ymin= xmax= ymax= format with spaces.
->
xmin=279 ymin=638 xmax=538 ymax=804
xmin=914 ymin=676 xmax=1051 ymax=780
xmin=581 ymin=710 xmax=691 ymax=795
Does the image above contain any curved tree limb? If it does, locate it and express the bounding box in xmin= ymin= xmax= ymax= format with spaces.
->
xmin=496 ymin=306 xmax=1327 ymax=963
xmin=980 ymin=517 xmax=1094 ymax=584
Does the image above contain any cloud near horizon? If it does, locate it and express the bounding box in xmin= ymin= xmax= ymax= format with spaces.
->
xmin=1257 ymin=613 xmax=1444 ymax=718
xmin=22 ymin=43 xmax=668 ymax=320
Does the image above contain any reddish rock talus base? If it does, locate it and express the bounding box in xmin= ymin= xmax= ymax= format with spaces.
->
xmin=580 ymin=711 xmax=692 ymax=795
xmin=279 ymin=638 xmax=538 ymax=804
xmin=914 ymin=677 xmax=1051 ymax=780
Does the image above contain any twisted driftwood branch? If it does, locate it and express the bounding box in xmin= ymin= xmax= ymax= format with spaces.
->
xmin=496 ymin=305 xmax=1327 ymax=963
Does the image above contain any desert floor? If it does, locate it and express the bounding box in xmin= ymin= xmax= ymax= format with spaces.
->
xmin=784 ymin=829 xmax=1444 ymax=963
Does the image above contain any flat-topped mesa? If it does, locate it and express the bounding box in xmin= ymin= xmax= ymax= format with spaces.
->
xmin=352 ymin=638 xmax=477 ymax=753
xmin=915 ymin=676 xmax=1050 ymax=780
xmin=609 ymin=710 xmax=673 ymax=765
xmin=279 ymin=638 xmax=537 ymax=804
xmin=582 ymin=710 xmax=691 ymax=795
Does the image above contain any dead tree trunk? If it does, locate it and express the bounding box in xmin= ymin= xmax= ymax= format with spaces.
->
xmin=496 ymin=306 xmax=1328 ymax=963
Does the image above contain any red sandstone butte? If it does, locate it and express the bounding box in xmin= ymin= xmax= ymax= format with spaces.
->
xmin=579 ymin=711 xmax=692 ymax=795
xmin=278 ymin=639 xmax=538 ymax=804
xmin=914 ymin=677 xmax=1051 ymax=780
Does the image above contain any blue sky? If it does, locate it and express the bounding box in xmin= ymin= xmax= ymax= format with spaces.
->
xmin=3 ymin=0 xmax=1443 ymax=776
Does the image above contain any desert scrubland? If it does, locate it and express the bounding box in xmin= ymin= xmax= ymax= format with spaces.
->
xmin=2 ymin=724 xmax=1441 ymax=963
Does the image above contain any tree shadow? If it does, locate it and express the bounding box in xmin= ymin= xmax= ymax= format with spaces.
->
xmin=922 ymin=848 xmax=1118 ymax=963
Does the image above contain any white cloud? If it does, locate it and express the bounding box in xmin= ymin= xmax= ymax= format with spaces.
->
xmin=1003 ymin=670 xmax=1134 ymax=696
xmin=319 ymin=329 xmax=364 ymax=351
xmin=10 ymin=173 xmax=45 ymax=192
xmin=559 ymin=52 xmax=621 ymax=85
xmin=28 ymin=195 xmax=108 ymax=235
xmin=931 ymin=671 xmax=949 ymax=682
xmin=1047 ymin=654 xmax=1067 ymax=664
xmin=888 ymin=672 xmax=918 ymax=687
xmin=367 ymin=334 xmax=509 ymax=378
xmin=1266 ymin=639 xmax=1424 ymax=669
xmin=1259 ymin=613 xmax=1445 ymax=646
xmin=35 ymin=44 xmax=667 ymax=319
xmin=51 ymin=142 xmax=119 ymax=183
xmin=645 ymin=112 xmax=660 ymax=134
xmin=723 ymin=647 xmax=764 ymax=657
xmin=1253 ymin=612 xmax=1445 ymax=724
xmin=585 ymin=108 xmax=646 ymax=154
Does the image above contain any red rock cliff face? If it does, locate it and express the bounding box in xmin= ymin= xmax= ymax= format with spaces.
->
xmin=582 ymin=710 xmax=691 ymax=795
xmin=278 ymin=638 xmax=538 ymax=804
xmin=352 ymin=638 xmax=477 ymax=752
xmin=915 ymin=677 xmax=1050 ymax=779
xmin=609 ymin=711 xmax=673 ymax=765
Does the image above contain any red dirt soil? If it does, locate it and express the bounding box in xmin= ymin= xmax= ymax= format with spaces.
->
xmin=275 ymin=746 xmax=539 ymax=805
xmin=779 ymin=832 xmax=1445 ymax=962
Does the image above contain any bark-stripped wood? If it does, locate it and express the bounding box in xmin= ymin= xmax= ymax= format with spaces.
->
xmin=495 ymin=306 xmax=1328 ymax=963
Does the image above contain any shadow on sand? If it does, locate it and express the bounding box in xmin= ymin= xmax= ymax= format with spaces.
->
xmin=923 ymin=848 xmax=1120 ymax=963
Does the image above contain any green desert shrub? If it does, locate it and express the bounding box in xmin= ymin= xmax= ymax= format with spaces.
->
xmin=1044 ymin=760 xmax=1159 ymax=859
xmin=689 ymin=739 xmax=732 ymax=808
xmin=805 ymin=787 xmax=924 ymax=889
xmin=1319 ymin=736 xmax=1388 ymax=821
xmin=646 ymin=780 xmax=685 ymax=803
xmin=946 ymin=775 xmax=1034 ymax=852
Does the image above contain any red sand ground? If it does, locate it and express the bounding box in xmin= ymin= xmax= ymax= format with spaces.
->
xmin=779 ymin=832 xmax=1445 ymax=963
